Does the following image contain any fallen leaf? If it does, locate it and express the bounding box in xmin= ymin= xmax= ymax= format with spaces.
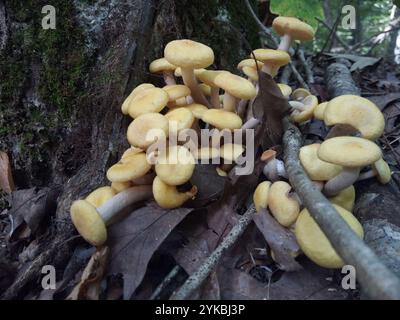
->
xmin=107 ymin=201 xmax=192 ymax=299
xmin=325 ymin=124 xmax=361 ymax=139
xmin=368 ymin=93 xmax=400 ymax=111
xmin=67 ymin=247 xmax=109 ymax=300
xmin=253 ymin=209 xmax=302 ymax=271
xmin=0 ymin=152 xmax=15 ymax=194
xmin=253 ymin=72 xmax=290 ymax=149
xmin=8 ymin=187 xmax=60 ymax=241
xmin=187 ymin=164 xmax=226 ymax=208
xmin=324 ymin=53 xmax=381 ymax=72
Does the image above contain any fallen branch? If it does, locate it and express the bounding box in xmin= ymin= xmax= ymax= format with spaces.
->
xmin=150 ymin=265 xmax=181 ymax=300
xmin=169 ymin=205 xmax=256 ymax=300
xmin=316 ymin=17 xmax=350 ymax=51
xmin=282 ymin=118 xmax=400 ymax=300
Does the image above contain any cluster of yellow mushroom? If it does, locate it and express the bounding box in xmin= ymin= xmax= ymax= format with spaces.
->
xmin=248 ymin=16 xmax=392 ymax=269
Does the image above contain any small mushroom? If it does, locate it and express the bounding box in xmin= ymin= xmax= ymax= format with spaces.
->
xmin=299 ymin=143 xmax=342 ymax=181
xmin=290 ymin=95 xmax=318 ymax=123
xmin=164 ymin=39 xmax=214 ymax=106
xmin=295 ymin=204 xmax=364 ymax=268
xmin=324 ymin=95 xmax=385 ymax=140
xmin=253 ymin=181 xmax=271 ymax=212
xmin=318 ymin=136 xmax=382 ymax=196
xmin=277 ymin=83 xmax=292 ymax=99
xmin=272 ymin=16 xmax=315 ymax=52
xmin=107 ymin=152 xmax=152 ymax=183
xmin=153 ymin=176 xmax=197 ymax=209
xmin=261 ymin=149 xmax=287 ymax=181
xmin=70 ymin=185 xmax=153 ymax=246
xmin=328 ymin=185 xmax=356 ymax=212
xmin=127 ymin=113 xmax=169 ymax=149
xmin=192 ymin=147 xmax=220 ymax=163
xmin=149 ymin=58 xmax=177 ymax=85
xmin=111 ymin=181 xmax=132 ymax=193
xmin=185 ymin=103 xmax=209 ymax=119
xmin=165 ymin=107 xmax=195 ymax=135
xmin=128 ymin=87 xmax=169 ymax=119
xmin=219 ymin=143 xmax=245 ymax=171
xmin=121 ymin=83 xmax=155 ymax=115
xmin=163 ymin=84 xmax=191 ymax=108
xmin=291 ymin=88 xmax=311 ymax=101
xmin=197 ymin=70 xmax=229 ymax=108
xmin=155 ymin=145 xmax=196 ymax=186
xmin=313 ymin=101 xmax=328 ymax=120
xmin=86 ymin=186 xmax=116 ymax=208
xmin=357 ymin=158 xmax=392 ymax=184
xmin=201 ymin=109 xmax=243 ymax=130
xmin=214 ymin=72 xmax=257 ymax=112
xmin=268 ymin=181 xmax=300 ymax=227
xmin=251 ymin=49 xmax=291 ymax=77
xmin=237 ymin=59 xmax=264 ymax=83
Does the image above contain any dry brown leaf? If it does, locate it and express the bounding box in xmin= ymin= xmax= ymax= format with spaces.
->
xmin=253 ymin=209 xmax=302 ymax=271
xmin=67 ymin=246 xmax=109 ymax=300
xmin=0 ymin=152 xmax=15 ymax=194
xmin=107 ymin=201 xmax=192 ymax=299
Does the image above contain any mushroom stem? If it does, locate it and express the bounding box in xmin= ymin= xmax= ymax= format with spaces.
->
xmin=278 ymin=34 xmax=292 ymax=52
xmin=237 ymin=99 xmax=248 ymax=118
xmin=186 ymin=96 xmax=195 ymax=104
xmin=163 ymin=71 xmax=176 ymax=86
xmin=97 ymin=185 xmax=152 ymax=224
xmin=211 ymin=87 xmax=220 ymax=108
xmin=357 ymin=170 xmax=376 ymax=182
xmin=181 ymin=67 xmax=210 ymax=107
xmin=261 ymin=64 xmax=279 ymax=77
xmin=289 ymin=101 xmax=306 ymax=111
xmin=263 ymin=159 xmax=287 ymax=181
xmin=222 ymin=93 xmax=238 ymax=112
xmin=323 ymin=167 xmax=360 ymax=197
xmin=241 ymin=117 xmax=260 ymax=130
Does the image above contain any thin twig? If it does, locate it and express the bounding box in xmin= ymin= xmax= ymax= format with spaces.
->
xmin=316 ymin=17 xmax=350 ymax=51
xmin=169 ymin=205 xmax=256 ymax=300
xmin=150 ymin=265 xmax=181 ymax=300
xmin=297 ymin=48 xmax=314 ymax=85
xmin=282 ymin=118 xmax=400 ymax=300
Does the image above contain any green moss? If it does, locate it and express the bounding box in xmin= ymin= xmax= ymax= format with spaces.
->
xmin=0 ymin=0 xmax=90 ymax=185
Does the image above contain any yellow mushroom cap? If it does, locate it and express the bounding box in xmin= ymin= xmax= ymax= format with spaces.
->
xmin=295 ymin=204 xmax=364 ymax=268
xmin=128 ymin=87 xmax=169 ymax=119
xmin=197 ymin=70 xmax=228 ymax=87
xmin=324 ymin=95 xmax=385 ymax=140
xmin=372 ymin=158 xmax=391 ymax=184
xmin=107 ymin=152 xmax=151 ymax=182
xmin=277 ymin=83 xmax=292 ymax=99
xmin=214 ymin=72 xmax=257 ymax=100
xmin=253 ymin=181 xmax=272 ymax=212
xmin=111 ymin=181 xmax=132 ymax=193
xmin=153 ymin=176 xmax=197 ymax=209
xmin=329 ymin=185 xmax=355 ymax=212
xmin=290 ymin=95 xmax=319 ymax=123
xmin=149 ymin=58 xmax=176 ymax=73
xmin=318 ymin=136 xmax=382 ymax=167
xmin=193 ymin=147 xmax=220 ymax=161
xmin=237 ymin=58 xmax=264 ymax=70
xmin=165 ymin=107 xmax=195 ymax=135
xmin=86 ymin=186 xmax=116 ymax=208
xmin=292 ymin=88 xmax=311 ymax=101
xmin=127 ymin=113 xmax=169 ymax=149
xmin=163 ymin=84 xmax=191 ymax=102
xmin=199 ymin=84 xmax=212 ymax=96
xmin=242 ymin=66 xmax=259 ymax=82
xmin=299 ymin=143 xmax=342 ymax=181
xmin=314 ymin=101 xmax=328 ymax=120
xmin=220 ymin=143 xmax=245 ymax=162
xmin=201 ymin=109 xmax=243 ymax=130
xmin=155 ymin=145 xmax=196 ymax=186
xmin=272 ymin=16 xmax=315 ymax=41
xmin=70 ymin=200 xmax=107 ymax=247
xmin=185 ymin=103 xmax=209 ymax=119
xmin=121 ymin=147 xmax=144 ymax=161
xmin=268 ymin=181 xmax=300 ymax=227
xmin=121 ymin=83 xmax=155 ymax=115
xmin=164 ymin=39 xmax=214 ymax=69
xmin=251 ymin=49 xmax=291 ymax=67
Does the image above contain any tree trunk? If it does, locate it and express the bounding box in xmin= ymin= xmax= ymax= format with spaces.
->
xmin=387 ymin=7 xmax=400 ymax=61
xmin=0 ymin=0 xmax=260 ymax=299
